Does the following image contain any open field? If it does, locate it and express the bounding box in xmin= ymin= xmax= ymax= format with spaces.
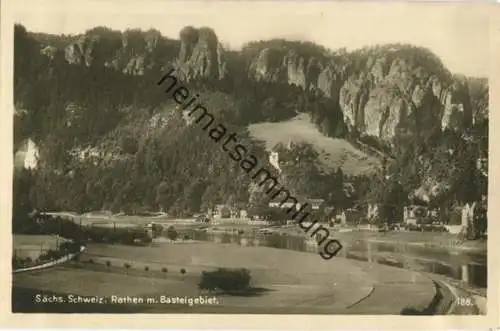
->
xmin=14 ymin=265 xmax=191 ymax=297
xmin=12 ymin=242 xmax=438 ymax=314
xmin=248 ymin=113 xmax=381 ymax=176
xmin=13 ymin=234 xmax=70 ymax=260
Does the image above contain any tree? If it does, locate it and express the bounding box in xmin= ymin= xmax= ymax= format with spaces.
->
xmin=247 ymin=181 xmax=270 ymax=214
xmin=183 ymin=180 xmax=206 ymax=213
xmin=261 ymin=97 xmax=279 ymax=121
xmin=199 ymin=268 xmax=251 ymax=293
xmin=166 ymin=225 xmax=178 ymax=241
xmin=12 ymin=168 xmax=35 ymax=231
xmin=156 ymin=182 xmax=170 ymax=211
xmin=379 ymin=179 xmax=407 ymax=224
xmin=320 ymin=118 xmax=334 ymax=136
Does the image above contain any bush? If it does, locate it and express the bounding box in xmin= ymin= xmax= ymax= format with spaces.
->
xmin=144 ymin=266 xmax=149 ymax=271
xmin=106 ymin=260 xmax=111 ymax=267
xmin=59 ymin=242 xmax=70 ymax=251
xmin=180 ymin=268 xmax=186 ymax=274
xmin=39 ymin=249 xmax=58 ymax=262
xmin=124 ymin=263 xmax=131 ymax=269
xmin=59 ymin=241 xmax=80 ymax=253
xmin=42 ymin=249 xmax=62 ymax=261
xmin=162 ymin=267 xmax=168 ymax=273
xmin=183 ymin=234 xmax=190 ymax=240
xmin=199 ymin=268 xmax=251 ymax=293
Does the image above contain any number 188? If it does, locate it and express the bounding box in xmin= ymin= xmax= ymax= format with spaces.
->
xmin=456 ymin=297 xmax=473 ymax=306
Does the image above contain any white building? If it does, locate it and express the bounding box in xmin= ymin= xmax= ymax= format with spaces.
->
xmin=404 ymin=205 xmax=428 ymax=225
xmin=269 ymin=151 xmax=281 ymax=173
xmin=14 ymin=139 xmax=39 ymax=170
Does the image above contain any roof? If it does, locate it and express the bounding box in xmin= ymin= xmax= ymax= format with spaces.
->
xmin=306 ymin=198 xmax=325 ymax=204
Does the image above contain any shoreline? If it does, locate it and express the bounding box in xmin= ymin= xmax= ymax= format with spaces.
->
xmin=253 ymin=226 xmax=487 ymax=254
xmin=45 ymin=212 xmax=487 ymax=255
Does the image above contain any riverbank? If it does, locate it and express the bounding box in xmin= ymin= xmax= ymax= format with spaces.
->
xmin=44 ymin=212 xmax=486 ymax=255
xmin=337 ymin=230 xmax=487 ymax=253
xmin=262 ymin=226 xmax=487 ymax=254
xmin=187 ymin=225 xmax=487 ymax=294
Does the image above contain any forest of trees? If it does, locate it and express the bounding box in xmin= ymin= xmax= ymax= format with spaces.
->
xmin=12 ymin=24 xmax=488 ymax=226
xmin=13 ymin=25 xmax=351 ymax=219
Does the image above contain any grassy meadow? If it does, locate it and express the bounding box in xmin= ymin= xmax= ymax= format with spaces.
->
xmin=13 ymin=242 xmax=382 ymax=312
xmin=248 ymin=113 xmax=380 ymax=176
xmin=13 ymin=234 xmax=70 ymax=260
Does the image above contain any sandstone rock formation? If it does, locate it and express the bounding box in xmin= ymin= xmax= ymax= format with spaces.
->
xmin=246 ymin=43 xmax=479 ymax=142
xmin=40 ymin=45 xmax=58 ymax=60
xmin=61 ymin=27 xmax=486 ymax=144
xmin=65 ymin=36 xmax=98 ymax=67
xmin=176 ymin=26 xmax=226 ymax=81
xmin=247 ymin=46 xmax=327 ymax=91
xmin=64 ymin=27 xmax=178 ymax=75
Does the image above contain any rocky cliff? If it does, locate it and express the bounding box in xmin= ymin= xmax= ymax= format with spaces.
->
xmin=245 ymin=42 xmax=484 ymax=142
xmin=61 ymin=26 xmax=230 ymax=80
xmin=58 ymin=27 xmax=487 ymax=144
xmin=63 ymin=27 xmax=180 ymax=75
xmin=176 ymin=26 xmax=227 ymax=81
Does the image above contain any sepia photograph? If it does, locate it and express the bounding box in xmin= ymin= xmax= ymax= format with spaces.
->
xmin=3 ymin=0 xmax=497 ymax=326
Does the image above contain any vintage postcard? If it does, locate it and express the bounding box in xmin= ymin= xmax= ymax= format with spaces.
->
xmin=1 ymin=0 xmax=498 ymax=329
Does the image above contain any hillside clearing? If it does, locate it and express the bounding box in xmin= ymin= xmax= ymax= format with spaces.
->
xmin=248 ymin=113 xmax=381 ymax=176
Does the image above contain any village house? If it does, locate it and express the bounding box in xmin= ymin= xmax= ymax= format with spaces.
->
xmin=269 ymin=151 xmax=282 ymax=173
xmin=345 ymin=208 xmax=364 ymax=224
xmin=230 ymin=209 xmax=240 ymax=219
xmin=334 ymin=210 xmax=347 ymax=225
xmin=206 ymin=204 xmax=248 ymax=221
xmin=269 ymin=197 xmax=325 ymax=212
xmin=14 ymin=139 xmax=39 ymax=170
xmin=367 ymin=204 xmax=379 ymax=222
xmin=403 ymin=205 xmax=429 ymax=226
xmin=306 ymin=198 xmax=325 ymax=211
xmin=437 ymin=199 xmax=486 ymax=236
xmin=268 ymin=201 xmax=299 ymax=210
xmin=213 ymin=204 xmax=231 ymax=219
xmin=461 ymin=202 xmax=477 ymax=236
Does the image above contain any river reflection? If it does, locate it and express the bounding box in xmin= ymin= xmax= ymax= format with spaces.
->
xmin=188 ymin=231 xmax=487 ymax=288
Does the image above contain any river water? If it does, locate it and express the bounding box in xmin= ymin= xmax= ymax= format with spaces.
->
xmin=188 ymin=231 xmax=487 ymax=289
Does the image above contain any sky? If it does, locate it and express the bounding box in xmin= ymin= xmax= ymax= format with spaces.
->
xmin=11 ymin=0 xmax=492 ymax=77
